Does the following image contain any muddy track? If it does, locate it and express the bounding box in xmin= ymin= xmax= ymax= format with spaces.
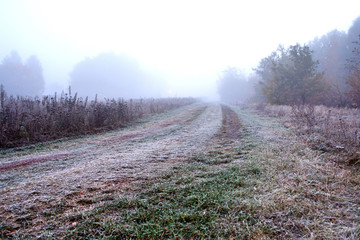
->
xmin=0 ymin=153 xmax=73 ymax=172
xmin=217 ymin=105 xmax=242 ymax=140
xmin=1 ymin=103 xmax=233 ymax=236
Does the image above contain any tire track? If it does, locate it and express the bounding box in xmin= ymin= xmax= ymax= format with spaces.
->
xmin=216 ymin=105 xmax=242 ymax=141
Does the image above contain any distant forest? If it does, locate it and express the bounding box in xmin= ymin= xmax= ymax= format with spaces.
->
xmin=0 ymin=51 xmax=44 ymax=97
xmin=0 ymin=51 xmax=165 ymax=99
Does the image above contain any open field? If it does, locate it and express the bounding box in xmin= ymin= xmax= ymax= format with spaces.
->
xmin=1 ymin=103 xmax=359 ymax=239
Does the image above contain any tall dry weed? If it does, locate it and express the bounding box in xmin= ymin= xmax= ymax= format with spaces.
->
xmin=0 ymin=88 xmax=196 ymax=148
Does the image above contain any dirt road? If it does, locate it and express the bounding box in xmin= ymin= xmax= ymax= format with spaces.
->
xmin=0 ymin=103 xmax=241 ymax=236
xmin=2 ymin=103 xmax=359 ymax=239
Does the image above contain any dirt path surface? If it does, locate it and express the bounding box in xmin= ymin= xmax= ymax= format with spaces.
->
xmin=0 ymin=103 xmax=242 ymax=237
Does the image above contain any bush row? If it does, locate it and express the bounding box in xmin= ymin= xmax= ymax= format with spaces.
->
xmin=0 ymin=87 xmax=196 ymax=148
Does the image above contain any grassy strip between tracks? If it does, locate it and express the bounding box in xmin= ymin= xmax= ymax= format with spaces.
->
xmin=61 ymin=155 xmax=269 ymax=239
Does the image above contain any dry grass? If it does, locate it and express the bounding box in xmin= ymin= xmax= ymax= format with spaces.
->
xmin=255 ymin=104 xmax=360 ymax=165
xmin=232 ymin=106 xmax=360 ymax=239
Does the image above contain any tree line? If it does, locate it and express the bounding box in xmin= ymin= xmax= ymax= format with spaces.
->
xmin=0 ymin=51 xmax=44 ymax=97
xmin=0 ymin=51 xmax=165 ymax=99
xmin=218 ymin=16 xmax=360 ymax=107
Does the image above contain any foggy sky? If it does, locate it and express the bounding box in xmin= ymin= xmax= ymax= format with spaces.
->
xmin=0 ymin=0 xmax=360 ymax=100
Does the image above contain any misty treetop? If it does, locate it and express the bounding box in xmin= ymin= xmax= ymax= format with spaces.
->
xmin=346 ymin=35 xmax=360 ymax=106
xmin=309 ymin=30 xmax=348 ymax=86
xmin=0 ymin=51 xmax=44 ymax=97
xmin=308 ymin=16 xmax=360 ymax=106
xmin=70 ymin=52 xmax=165 ymax=99
xmin=251 ymin=16 xmax=360 ymax=106
xmin=255 ymin=44 xmax=327 ymax=105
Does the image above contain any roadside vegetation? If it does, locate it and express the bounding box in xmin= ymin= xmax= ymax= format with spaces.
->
xmin=0 ymin=86 xmax=196 ymax=148
xmin=232 ymin=107 xmax=360 ymax=239
xmin=255 ymin=104 xmax=360 ymax=166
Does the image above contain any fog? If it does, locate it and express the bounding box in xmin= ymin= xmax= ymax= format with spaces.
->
xmin=0 ymin=0 xmax=359 ymax=100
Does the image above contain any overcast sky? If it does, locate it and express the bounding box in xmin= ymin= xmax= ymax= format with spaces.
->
xmin=0 ymin=0 xmax=359 ymax=99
